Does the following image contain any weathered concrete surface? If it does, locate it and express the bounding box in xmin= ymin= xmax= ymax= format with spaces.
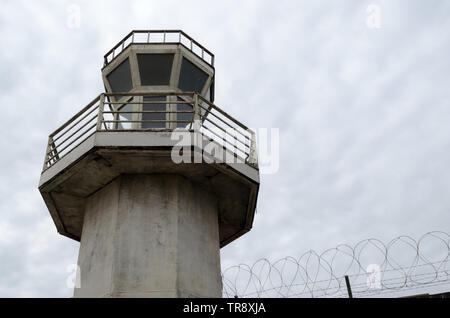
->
xmin=74 ymin=174 xmax=222 ymax=298
xmin=39 ymin=131 xmax=259 ymax=247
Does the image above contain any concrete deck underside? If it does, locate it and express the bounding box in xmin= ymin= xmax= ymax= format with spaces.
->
xmin=39 ymin=131 xmax=260 ymax=247
xmin=74 ymin=174 xmax=222 ymax=298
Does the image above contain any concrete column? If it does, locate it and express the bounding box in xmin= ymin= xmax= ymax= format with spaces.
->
xmin=74 ymin=174 xmax=222 ymax=298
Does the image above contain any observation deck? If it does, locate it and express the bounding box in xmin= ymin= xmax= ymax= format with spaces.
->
xmin=39 ymin=91 xmax=259 ymax=247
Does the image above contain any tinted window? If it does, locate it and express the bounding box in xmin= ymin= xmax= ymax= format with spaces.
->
xmin=106 ymin=58 xmax=133 ymax=96
xmin=142 ymin=96 xmax=166 ymax=129
xmin=177 ymin=98 xmax=193 ymax=128
xmin=137 ymin=54 xmax=174 ymax=85
xmin=178 ymin=58 xmax=209 ymax=94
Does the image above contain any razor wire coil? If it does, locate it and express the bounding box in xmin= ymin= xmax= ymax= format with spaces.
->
xmin=222 ymin=231 xmax=450 ymax=298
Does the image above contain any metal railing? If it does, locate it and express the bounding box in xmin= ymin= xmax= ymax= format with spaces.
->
xmin=42 ymin=92 xmax=257 ymax=171
xmin=103 ymin=30 xmax=215 ymax=67
xmin=43 ymin=94 xmax=102 ymax=171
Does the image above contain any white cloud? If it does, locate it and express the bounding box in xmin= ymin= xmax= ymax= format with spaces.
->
xmin=1 ymin=0 xmax=450 ymax=297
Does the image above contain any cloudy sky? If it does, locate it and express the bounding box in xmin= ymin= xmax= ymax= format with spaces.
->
xmin=1 ymin=0 xmax=450 ymax=297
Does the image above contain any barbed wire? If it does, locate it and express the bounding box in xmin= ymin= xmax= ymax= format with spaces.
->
xmin=222 ymin=231 xmax=450 ymax=298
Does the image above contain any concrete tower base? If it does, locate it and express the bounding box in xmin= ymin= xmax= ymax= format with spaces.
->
xmin=74 ymin=174 xmax=222 ymax=298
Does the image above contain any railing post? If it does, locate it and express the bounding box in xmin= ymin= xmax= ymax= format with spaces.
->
xmin=50 ymin=137 xmax=59 ymax=161
xmin=193 ymin=94 xmax=201 ymax=131
xmin=42 ymin=137 xmax=52 ymax=170
xmin=192 ymin=93 xmax=203 ymax=163
xmin=96 ymin=94 xmax=105 ymax=131
xmin=249 ymin=129 xmax=258 ymax=165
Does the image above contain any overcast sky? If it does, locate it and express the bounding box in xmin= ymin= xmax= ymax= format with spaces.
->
xmin=1 ymin=0 xmax=450 ymax=297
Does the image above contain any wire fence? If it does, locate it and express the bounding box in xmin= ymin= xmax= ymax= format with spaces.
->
xmin=222 ymin=231 xmax=450 ymax=298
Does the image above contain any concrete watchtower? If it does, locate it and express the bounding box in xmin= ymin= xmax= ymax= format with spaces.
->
xmin=38 ymin=30 xmax=259 ymax=298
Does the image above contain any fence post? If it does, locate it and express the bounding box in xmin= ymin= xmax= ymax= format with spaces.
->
xmin=96 ymin=94 xmax=105 ymax=131
xmin=345 ymin=275 xmax=353 ymax=298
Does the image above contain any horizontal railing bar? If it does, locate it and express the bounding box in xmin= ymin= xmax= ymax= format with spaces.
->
xmin=201 ymin=124 xmax=250 ymax=155
xmin=202 ymin=117 xmax=250 ymax=149
xmin=53 ymin=105 xmax=99 ymax=143
xmin=98 ymin=129 xmax=191 ymax=132
xmin=51 ymin=115 xmax=98 ymax=152
xmin=50 ymin=94 xmax=101 ymax=138
xmin=102 ymin=120 xmax=193 ymax=123
xmin=178 ymin=30 xmax=214 ymax=58
xmin=134 ymin=30 xmax=213 ymax=57
xmin=46 ymin=130 xmax=97 ymax=167
xmin=104 ymin=30 xmax=134 ymax=59
xmin=133 ymin=29 xmax=183 ymax=33
xmin=199 ymin=104 xmax=250 ymax=141
xmin=198 ymin=95 xmax=249 ymax=131
xmin=199 ymin=129 xmax=249 ymax=159
xmin=201 ymin=127 xmax=249 ymax=161
xmin=47 ymin=123 xmax=97 ymax=161
xmin=104 ymin=111 xmax=193 ymax=114
xmin=105 ymin=92 xmax=194 ymax=97
xmin=203 ymin=127 xmax=249 ymax=155
xmin=105 ymin=101 xmax=193 ymax=105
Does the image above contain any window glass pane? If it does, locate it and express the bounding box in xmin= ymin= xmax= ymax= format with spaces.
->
xmin=178 ymin=57 xmax=209 ymax=94
xmin=137 ymin=54 xmax=174 ymax=85
xmin=143 ymin=96 xmax=166 ymax=129
xmin=118 ymin=103 xmax=133 ymax=130
xmin=177 ymin=98 xmax=193 ymax=128
xmin=106 ymin=58 xmax=133 ymax=98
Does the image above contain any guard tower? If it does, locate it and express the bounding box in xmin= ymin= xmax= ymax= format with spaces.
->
xmin=38 ymin=30 xmax=259 ymax=298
